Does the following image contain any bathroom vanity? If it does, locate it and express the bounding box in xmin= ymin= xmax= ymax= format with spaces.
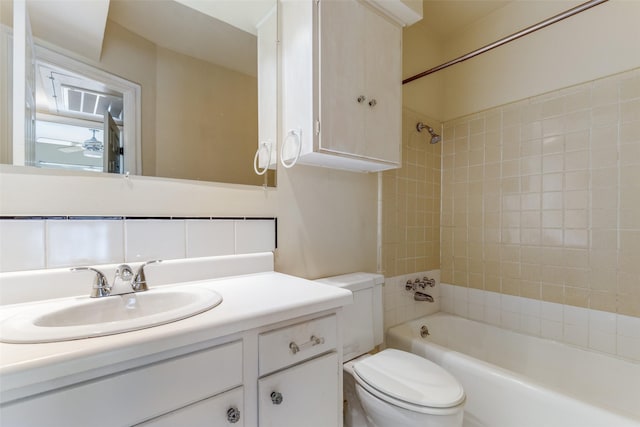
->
xmin=0 ymin=254 xmax=352 ymax=426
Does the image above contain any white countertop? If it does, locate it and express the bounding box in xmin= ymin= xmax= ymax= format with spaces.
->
xmin=0 ymin=271 xmax=352 ymax=403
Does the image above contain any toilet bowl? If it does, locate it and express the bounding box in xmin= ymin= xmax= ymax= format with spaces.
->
xmin=345 ymin=350 xmax=465 ymax=427
xmin=316 ymin=273 xmax=465 ymax=427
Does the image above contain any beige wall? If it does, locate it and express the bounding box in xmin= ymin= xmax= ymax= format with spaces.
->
xmin=100 ymin=20 xmax=158 ymax=175
xmin=382 ymin=108 xmax=441 ymax=277
xmin=441 ymin=0 xmax=640 ymax=121
xmin=401 ymin=16 xmax=444 ymax=120
xmin=441 ymin=69 xmax=640 ymax=317
xmin=276 ymin=165 xmax=378 ymax=278
xmin=154 ymin=47 xmax=262 ymax=185
xmin=101 ymin=21 xmax=264 ymax=185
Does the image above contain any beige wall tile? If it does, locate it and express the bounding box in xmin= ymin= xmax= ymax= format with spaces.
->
xmin=441 ymin=69 xmax=640 ymax=317
xmin=382 ymin=108 xmax=442 ymax=277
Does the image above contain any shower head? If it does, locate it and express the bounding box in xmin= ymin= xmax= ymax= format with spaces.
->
xmin=416 ymin=122 xmax=441 ymax=144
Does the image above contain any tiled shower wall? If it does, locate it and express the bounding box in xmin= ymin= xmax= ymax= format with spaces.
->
xmin=382 ymin=108 xmax=442 ymax=277
xmin=441 ymin=68 xmax=640 ymax=318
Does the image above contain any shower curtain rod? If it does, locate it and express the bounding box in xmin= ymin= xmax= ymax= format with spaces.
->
xmin=402 ymin=0 xmax=609 ymax=85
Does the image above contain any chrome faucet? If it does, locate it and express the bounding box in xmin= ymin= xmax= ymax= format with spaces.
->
xmin=414 ymin=291 xmax=434 ymax=302
xmin=71 ymin=260 xmax=162 ymax=298
xmin=71 ymin=267 xmax=111 ymax=298
xmin=132 ymin=260 xmax=162 ymax=292
xmin=111 ymin=264 xmax=135 ymax=295
xmin=405 ymin=276 xmax=436 ymax=291
xmin=405 ymin=276 xmax=436 ymax=302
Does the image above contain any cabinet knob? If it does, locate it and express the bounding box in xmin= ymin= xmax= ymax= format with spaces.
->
xmin=270 ymin=391 xmax=283 ymax=405
xmin=357 ymin=95 xmax=366 ymax=103
xmin=368 ymin=99 xmax=377 ymax=107
xmin=226 ymin=407 xmax=241 ymax=423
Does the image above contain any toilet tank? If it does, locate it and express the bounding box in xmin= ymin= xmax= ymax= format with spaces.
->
xmin=315 ymin=273 xmax=384 ymax=361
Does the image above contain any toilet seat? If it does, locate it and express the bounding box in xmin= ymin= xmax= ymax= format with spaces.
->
xmin=352 ymin=349 xmax=465 ymax=415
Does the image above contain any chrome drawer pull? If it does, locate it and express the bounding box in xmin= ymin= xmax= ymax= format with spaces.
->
xmin=289 ymin=335 xmax=325 ymax=354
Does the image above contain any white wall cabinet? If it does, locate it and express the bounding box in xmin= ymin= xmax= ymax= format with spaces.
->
xmin=281 ymin=0 xmax=403 ymax=172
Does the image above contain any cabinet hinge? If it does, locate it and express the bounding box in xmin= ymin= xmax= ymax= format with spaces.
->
xmin=314 ymin=120 xmax=320 ymax=136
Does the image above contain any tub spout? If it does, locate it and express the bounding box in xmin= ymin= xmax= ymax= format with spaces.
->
xmin=414 ymin=291 xmax=434 ymax=302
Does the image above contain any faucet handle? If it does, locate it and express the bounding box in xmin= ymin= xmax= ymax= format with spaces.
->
xmin=133 ymin=260 xmax=162 ymax=292
xmin=71 ymin=267 xmax=110 ymax=298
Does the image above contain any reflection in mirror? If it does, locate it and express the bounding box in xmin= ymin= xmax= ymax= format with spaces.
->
xmin=0 ymin=0 xmax=276 ymax=187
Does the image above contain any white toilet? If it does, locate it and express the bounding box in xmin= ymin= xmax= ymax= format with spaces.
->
xmin=316 ymin=273 xmax=465 ymax=427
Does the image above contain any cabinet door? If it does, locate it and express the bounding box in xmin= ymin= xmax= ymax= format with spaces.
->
xmin=319 ymin=0 xmax=366 ymax=157
xmin=137 ymin=386 xmax=244 ymax=427
xmin=363 ymin=8 xmax=402 ymax=163
xmin=0 ymin=341 xmax=243 ymax=426
xmin=258 ymin=352 xmax=340 ymax=427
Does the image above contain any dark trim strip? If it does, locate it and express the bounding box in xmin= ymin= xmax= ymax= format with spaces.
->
xmin=1 ymin=215 xmax=277 ymax=221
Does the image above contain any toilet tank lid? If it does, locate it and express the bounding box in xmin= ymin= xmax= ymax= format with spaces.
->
xmin=315 ymin=272 xmax=384 ymax=292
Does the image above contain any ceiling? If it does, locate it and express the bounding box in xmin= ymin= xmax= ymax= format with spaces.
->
xmin=421 ymin=0 xmax=511 ymax=40
xmin=27 ymin=0 xmax=110 ymax=61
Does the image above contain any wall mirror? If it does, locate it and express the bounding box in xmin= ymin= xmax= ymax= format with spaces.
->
xmin=0 ymin=0 xmax=277 ymax=187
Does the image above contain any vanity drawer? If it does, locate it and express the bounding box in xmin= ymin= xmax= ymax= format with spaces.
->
xmin=259 ymin=314 xmax=337 ymax=375
xmin=1 ymin=340 xmax=243 ymax=427
xmin=137 ymin=386 xmax=244 ymax=426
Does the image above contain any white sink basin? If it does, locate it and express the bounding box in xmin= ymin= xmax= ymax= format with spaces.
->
xmin=0 ymin=286 xmax=222 ymax=343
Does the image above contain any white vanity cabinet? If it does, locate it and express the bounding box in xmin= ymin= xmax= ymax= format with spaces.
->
xmin=258 ymin=352 xmax=339 ymax=427
xmin=257 ymin=315 xmax=341 ymax=427
xmin=281 ymin=0 xmax=403 ymax=172
xmin=0 ymin=340 xmax=244 ymax=427
xmin=0 ymin=266 xmax=351 ymax=427
xmin=0 ymin=313 xmax=344 ymax=427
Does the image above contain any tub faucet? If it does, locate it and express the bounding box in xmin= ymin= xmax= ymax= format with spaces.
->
xmin=422 ymin=277 xmax=436 ymax=287
xmin=406 ymin=277 xmax=436 ymax=291
xmin=414 ymin=291 xmax=434 ymax=302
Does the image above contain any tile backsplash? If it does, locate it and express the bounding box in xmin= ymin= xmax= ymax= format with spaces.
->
xmin=0 ymin=217 xmax=276 ymax=272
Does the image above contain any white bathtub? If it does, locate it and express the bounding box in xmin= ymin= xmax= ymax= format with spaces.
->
xmin=387 ymin=312 xmax=640 ymax=427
